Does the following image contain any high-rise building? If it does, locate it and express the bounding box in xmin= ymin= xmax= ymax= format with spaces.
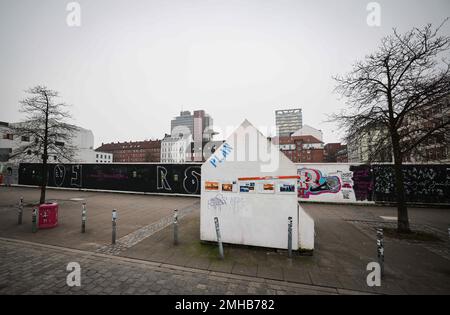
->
xmin=167 ymin=110 xmax=214 ymax=162
xmin=275 ymin=108 xmax=302 ymax=137
xmin=171 ymin=110 xmax=213 ymax=142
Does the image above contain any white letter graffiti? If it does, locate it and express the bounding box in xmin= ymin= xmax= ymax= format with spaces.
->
xmin=183 ymin=166 xmax=201 ymax=194
xmin=71 ymin=165 xmax=82 ymax=187
xmin=157 ymin=166 xmax=172 ymax=191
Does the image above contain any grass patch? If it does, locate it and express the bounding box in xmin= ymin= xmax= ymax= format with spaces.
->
xmin=383 ymin=227 xmax=442 ymax=243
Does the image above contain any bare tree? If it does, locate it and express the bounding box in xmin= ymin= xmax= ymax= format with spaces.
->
xmin=332 ymin=21 xmax=450 ymax=233
xmin=11 ymin=86 xmax=77 ymax=204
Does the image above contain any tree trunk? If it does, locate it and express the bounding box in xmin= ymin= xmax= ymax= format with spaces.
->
xmin=40 ymin=92 xmax=50 ymax=205
xmin=391 ymin=132 xmax=410 ymax=233
xmin=39 ymin=159 xmax=47 ymax=204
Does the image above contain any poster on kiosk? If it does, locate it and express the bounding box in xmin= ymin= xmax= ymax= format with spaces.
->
xmin=200 ymin=120 xmax=314 ymax=252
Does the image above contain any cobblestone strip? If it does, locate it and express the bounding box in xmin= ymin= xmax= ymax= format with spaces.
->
xmin=346 ymin=219 xmax=450 ymax=261
xmin=0 ymin=238 xmax=370 ymax=295
xmin=96 ymin=202 xmax=199 ymax=255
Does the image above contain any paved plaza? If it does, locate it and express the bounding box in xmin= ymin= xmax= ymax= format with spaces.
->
xmin=0 ymin=186 xmax=449 ymax=295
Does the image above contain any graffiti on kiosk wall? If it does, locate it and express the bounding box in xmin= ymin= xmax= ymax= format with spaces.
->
xmin=298 ymin=168 xmax=342 ymax=199
xmin=207 ymin=193 xmax=227 ymax=210
xmin=206 ymin=193 xmax=251 ymax=216
xmin=209 ymin=143 xmax=233 ymax=168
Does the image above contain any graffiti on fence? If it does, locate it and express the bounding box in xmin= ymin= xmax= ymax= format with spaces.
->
xmin=16 ymin=162 xmax=450 ymax=204
xmin=373 ymin=165 xmax=450 ymax=204
xmin=350 ymin=165 xmax=373 ymax=201
xmin=298 ymin=168 xmax=341 ymax=199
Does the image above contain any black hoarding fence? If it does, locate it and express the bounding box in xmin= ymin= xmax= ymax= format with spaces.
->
xmin=17 ymin=163 xmax=450 ymax=205
xmin=18 ymin=163 xmax=202 ymax=195
xmin=372 ymin=164 xmax=450 ymax=204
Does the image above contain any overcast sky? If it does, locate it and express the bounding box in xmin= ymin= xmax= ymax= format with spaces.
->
xmin=1 ymin=0 xmax=449 ymax=146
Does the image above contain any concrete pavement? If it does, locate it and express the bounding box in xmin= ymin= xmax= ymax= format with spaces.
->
xmin=0 ymin=186 xmax=449 ymax=295
xmin=0 ymin=238 xmax=366 ymax=295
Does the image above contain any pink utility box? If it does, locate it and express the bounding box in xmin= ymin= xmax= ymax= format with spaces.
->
xmin=38 ymin=203 xmax=59 ymax=229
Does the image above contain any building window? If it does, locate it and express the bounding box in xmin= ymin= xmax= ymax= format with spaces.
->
xmin=3 ymin=133 xmax=13 ymax=140
xmin=21 ymin=136 xmax=30 ymax=142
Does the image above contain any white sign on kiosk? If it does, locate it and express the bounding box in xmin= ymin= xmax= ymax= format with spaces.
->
xmin=200 ymin=120 xmax=314 ymax=251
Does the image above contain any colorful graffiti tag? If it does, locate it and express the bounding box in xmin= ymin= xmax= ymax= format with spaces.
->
xmin=298 ymin=168 xmax=342 ymax=199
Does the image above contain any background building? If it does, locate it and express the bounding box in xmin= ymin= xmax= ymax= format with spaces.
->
xmin=171 ymin=110 xmax=213 ymax=141
xmin=96 ymin=140 xmax=161 ymax=163
xmin=1 ymin=121 xmax=111 ymax=163
xmin=291 ymin=125 xmax=322 ymax=141
xmin=165 ymin=109 xmax=215 ymax=162
xmin=273 ymin=135 xmax=324 ymax=163
xmin=401 ymin=97 xmax=450 ymax=163
xmin=347 ymin=129 xmax=392 ymax=163
xmin=0 ymin=122 xmax=12 ymax=162
xmin=324 ymin=143 xmax=345 ymax=162
xmin=335 ymin=145 xmax=348 ymax=163
xmin=275 ymin=108 xmax=302 ymax=137
xmin=160 ymin=134 xmax=191 ymax=163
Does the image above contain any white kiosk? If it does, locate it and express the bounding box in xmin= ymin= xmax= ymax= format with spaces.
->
xmin=200 ymin=120 xmax=314 ymax=252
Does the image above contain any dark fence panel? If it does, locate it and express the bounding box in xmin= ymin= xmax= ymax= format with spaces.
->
xmin=18 ymin=163 xmax=450 ymax=204
xmin=373 ymin=164 xmax=450 ymax=204
xmin=18 ymin=163 xmax=202 ymax=195
xmin=349 ymin=165 xmax=374 ymax=202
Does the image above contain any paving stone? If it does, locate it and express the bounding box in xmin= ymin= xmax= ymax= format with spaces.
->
xmin=232 ymin=263 xmax=258 ymax=277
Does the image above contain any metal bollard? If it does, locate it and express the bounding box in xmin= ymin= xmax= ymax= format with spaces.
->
xmin=376 ymin=228 xmax=384 ymax=278
xmin=31 ymin=208 xmax=37 ymax=233
xmin=173 ymin=209 xmax=179 ymax=245
xmin=288 ymin=216 xmax=293 ymax=258
xmin=112 ymin=209 xmax=117 ymax=245
xmin=18 ymin=197 xmax=23 ymax=225
xmin=81 ymin=203 xmax=87 ymax=233
xmin=214 ymin=217 xmax=224 ymax=260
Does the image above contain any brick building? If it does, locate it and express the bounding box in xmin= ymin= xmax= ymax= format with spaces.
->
xmin=335 ymin=145 xmax=348 ymax=163
xmin=96 ymin=140 xmax=161 ymax=163
xmin=324 ymin=143 xmax=346 ymax=162
xmin=273 ymin=135 xmax=324 ymax=163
